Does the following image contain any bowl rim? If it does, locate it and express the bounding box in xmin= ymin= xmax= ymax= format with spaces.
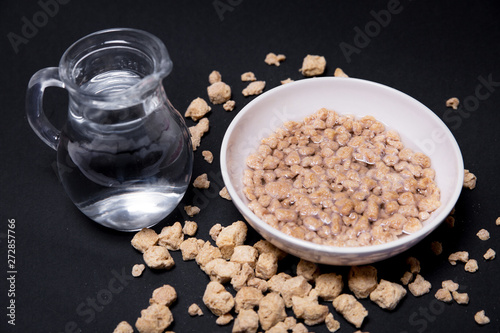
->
xmin=220 ymin=77 xmax=464 ymax=256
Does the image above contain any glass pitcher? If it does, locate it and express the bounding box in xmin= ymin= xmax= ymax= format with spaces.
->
xmin=26 ymin=28 xmax=193 ymax=231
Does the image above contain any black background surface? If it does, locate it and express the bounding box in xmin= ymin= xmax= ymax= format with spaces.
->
xmin=1 ymin=1 xmax=500 ymax=332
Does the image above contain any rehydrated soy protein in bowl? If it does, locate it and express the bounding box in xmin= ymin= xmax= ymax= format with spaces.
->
xmin=243 ymin=108 xmax=441 ymax=247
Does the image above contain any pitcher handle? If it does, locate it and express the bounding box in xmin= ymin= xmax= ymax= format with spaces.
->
xmin=26 ymin=67 xmax=65 ymax=151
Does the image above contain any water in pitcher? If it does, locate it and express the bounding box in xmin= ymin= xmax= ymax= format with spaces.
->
xmin=57 ymin=70 xmax=192 ymax=231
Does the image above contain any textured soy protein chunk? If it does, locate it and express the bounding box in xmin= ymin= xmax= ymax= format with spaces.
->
xmin=464 ymin=259 xmax=478 ymax=273
xmin=208 ymin=70 xmax=222 ymax=84
xmin=188 ymin=303 xmax=204 ymax=316
xmin=216 ymin=221 xmax=248 ymax=259
xmin=247 ymin=277 xmax=268 ymax=293
xmin=223 ymin=100 xmax=236 ymax=111
xmin=369 ymin=279 xmax=407 ymax=310
xmin=332 ymin=294 xmax=368 ymax=329
xmin=113 ymin=321 xmax=134 ymax=333
xmin=232 ymin=309 xmax=259 ymax=333
xmin=253 ymin=240 xmax=287 ymax=260
xmin=452 ymin=291 xmax=469 ymax=304
xmin=483 ymin=248 xmax=496 ymax=260
xmin=207 ymin=81 xmax=231 ymax=104
xmin=463 ymin=169 xmax=477 ymax=189
xmin=182 ymin=221 xmax=198 ymax=236
xmin=131 ymin=228 xmax=159 ymax=253
xmin=334 ymin=68 xmax=349 ymax=77
xmin=204 ymin=258 xmax=241 ymax=283
xmin=406 ymin=257 xmax=421 ymax=274
xmin=158 ymin=222 xmax=184 ymax=251
xmin=230 ymin=245 xmax=259 ymax=268
xmin=258 ymin=292 xmax=287 ymax=330
xmin=266 ymin=322 xmax=289 ymax=333
xmin=241 ymin=72 xmax=257 ymax=81
xmin=219 ymin=186 xmax=232 ymax=200
xmin=255 ymin=252 xmax=278 ymax=280
xmin=445 ymin=215 xmax=455 ymax=228
xmin=325 ymin=312 xmax=341 ymax=332
xmin=209 ymin=223 xmax=223 ymax=241
xmin=249 ymin=278 xmax=268 ymax=292
xmin=265 ymin=53 xmax=286 ymax=66
xmin=446 ymin=97 xmax=460 ymax=110
xmin=474 ymin=310 xmax=490 ymax=325
xmin=431 ymin=241 xmax=443 ymax=255
xmin=189 ymin=117 xmax=209 ymax=151
xmin=179 ymin=237 xmax=204 ymax=261
xmin=193 ymin=173 xmax=210 ymax=189
xmin=203 ymin=281 xmax=235 ymax=316
xmin=314 ymin=273 xmax=344 ymax=301
xmin=434 ymin=288 xmax=453 ymax=303
xmin=150 ymin=284 xmax=177 ymax=307
xmin=231 ymin=263 xmax=255 ymax=291
xmin=132 ymin=264 xmax=145 ymax=277
xmin=283 ymin=316 xmax=297 ymax=330
xmin=184 ymin=205 xmax=201 ymax=217
xmin=348 ymin=265 xmax=378 ymax=299
xmin=442 ymin=280 xmax=459 ymax=292
xmin=216 ymin=313 xmax=234 ymax=325
xmin=299 ymin=55 xmax=326 ymax=76
xmin=292 ymin=323 xmax=309 ymax=333
xmin=267 ymin=272 xmax=292 ymax=295
xmin=291 ymin=291 xmax=329 ymax=326
xmin=135 ymin=303 xmax=173 ymax=333
xmin=296 ymin=259 xmax=319 ymax=282
xmin=202 ymin=150 xmax=214 ymax=163
xmin=234 ymin=286 xmax=264 ymax=313
xmin=185 ymin=97 xmax=211 ymax=121
xmin=448 ymin=251 xmax=469 ymax=265
xmin=281 ymin=276 xmax=313 ymax=308
xmin=242 ymin=81 xmax=266 ymax=96
xmin=400 ymin=271 xmax=413 ymax=286
xmin=196 ymin=241 xmax=223 ymax=271
xmin=408 ymin=274 xmax=432 ymax=297
xmin=281 ymin=78 xmax=294 ymax=85
xmin=476 ymin=228 xmax=490 ymax=241
xmin=143 ymin=246 xmax=175 ymax=270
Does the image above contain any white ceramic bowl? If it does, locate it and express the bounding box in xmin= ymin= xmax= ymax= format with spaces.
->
xmin=220 ymin=77 xmax=463 ymax=265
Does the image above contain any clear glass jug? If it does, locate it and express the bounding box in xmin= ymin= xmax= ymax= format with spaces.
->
xmin=26 ymin=28 xmax=193 ymax=231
